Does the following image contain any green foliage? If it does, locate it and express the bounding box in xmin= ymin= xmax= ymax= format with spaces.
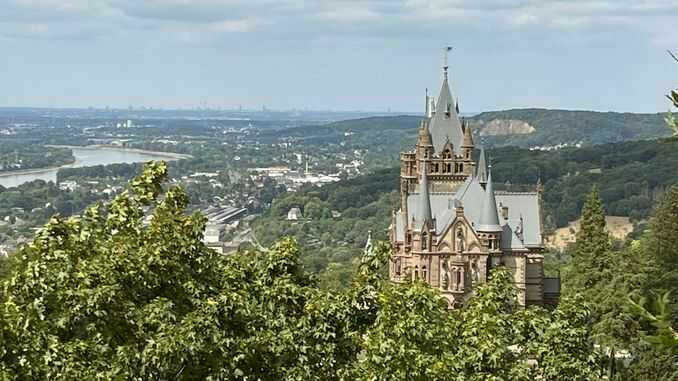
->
xmin=354 ymin=267 xmax=597 ymax=381
xmin=0 ymin=162 xmax=601 ymax=379
xmin=645 ymin=185 xmax=678 ymax=290
xmin=568 ymin=187 xmax=611 ymax=288
xmin=0 ymin=143 xmax=74 ymax=173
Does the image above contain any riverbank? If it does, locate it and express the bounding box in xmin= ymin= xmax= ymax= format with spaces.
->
xmin=0 ymin=163 xmax=73 ymax=178
xmin=46 ymin=145 xmax=193 ymax=160
xmin=0 ymin=146 xmax=191 ymax=181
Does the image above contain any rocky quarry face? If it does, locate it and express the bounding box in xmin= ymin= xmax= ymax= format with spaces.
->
xmin=475 ymin=119 xmax=536 ymax=136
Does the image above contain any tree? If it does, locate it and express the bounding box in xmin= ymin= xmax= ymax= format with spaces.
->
xmin=644 ymin=185 xmax=678 ymax=291
xmin=566 ymin=186 xmax=612 ymax=290
xmin=0 ymin=162 xmax=600 ymax=379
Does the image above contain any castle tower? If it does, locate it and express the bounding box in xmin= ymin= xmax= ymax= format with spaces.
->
xmin=388 ymin=54 xmax=552 ymax=309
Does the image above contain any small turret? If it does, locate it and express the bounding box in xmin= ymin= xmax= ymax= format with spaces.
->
xmin=462 ymin=120 xmax=474 ymax=148
xmin=461 ymin=119 xmax=474 ymax=168
xmin=477 ymin=169 xmax=502 ymax=233
xmin=414 ymin=161 xmax=433 ymax=226
xmin=476 ymin=146 xmax=488 ymax=186
xmin=416 ymin=119 xmax=434 ymax=160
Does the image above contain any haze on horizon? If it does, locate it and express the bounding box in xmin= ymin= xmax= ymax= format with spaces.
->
xmin=1 ymin=0 xmax=676 ymax=114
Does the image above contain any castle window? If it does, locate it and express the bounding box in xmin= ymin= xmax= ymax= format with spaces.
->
xmin=459 ymin=163 xmax=464 ymax=172
xmin=422 ymin=266 xmax=427 ymax=281
xmin=421 ymin=231 xmax=428 ymax=250
xmin=414 ymin=266 xmax=419 ymax=280
xmin=446 ymin=164 xmax=452 ymax=173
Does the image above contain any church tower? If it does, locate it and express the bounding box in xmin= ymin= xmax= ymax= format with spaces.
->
xmin=389 ymin=55 xmax=552 ymax=308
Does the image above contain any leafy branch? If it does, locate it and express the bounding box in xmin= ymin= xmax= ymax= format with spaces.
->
xmin=666 ymin=50 xmax=678 ymax=135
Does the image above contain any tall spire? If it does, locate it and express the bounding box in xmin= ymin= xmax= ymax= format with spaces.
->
xmin=476 ymin=146 xmax=488 ymax=184
xmin=477 ymin=168 xmax=502 ymax=232
xmin=414 ymin=161 xmax=433 ymax=227
xmin=425 ymin=88 xmax=432 ymax=118
xmin=428 ymin=47 xmax=464 ymax=154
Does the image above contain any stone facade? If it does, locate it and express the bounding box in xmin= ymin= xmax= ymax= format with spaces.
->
xmin=389 ymin=65 xmax=553 ymax=309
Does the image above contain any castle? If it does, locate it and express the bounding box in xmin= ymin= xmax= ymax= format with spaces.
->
xmin=388 ymin=61 xmax=558 ymax=308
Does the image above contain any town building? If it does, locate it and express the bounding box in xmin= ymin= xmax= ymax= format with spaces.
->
xmin=389 ymin=61 xmax=558 ymax=309
xmin=287 ymin=207 xmax=303 ymax=221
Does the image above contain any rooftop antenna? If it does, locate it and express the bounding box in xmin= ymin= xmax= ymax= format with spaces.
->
xmin=444 ymin=46 xmax=453 ymax=79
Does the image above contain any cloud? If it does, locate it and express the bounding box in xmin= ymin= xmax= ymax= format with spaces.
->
xmin=1 ymin=0 xmax=676 ymax=42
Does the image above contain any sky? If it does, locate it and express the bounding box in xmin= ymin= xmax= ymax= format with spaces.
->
xmin=0 ymin=0 xmax=677 ymax=113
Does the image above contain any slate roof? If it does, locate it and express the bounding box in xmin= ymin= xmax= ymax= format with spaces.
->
xmin=477 ymin=171 xmax=502 ymax=232
xmin=429 ymin=72 xmax=464 ymax=154
xmin=476 ymin=146 xmax=488 ymax=184
xmin=396 ymin=174 xmax=543 ymax=250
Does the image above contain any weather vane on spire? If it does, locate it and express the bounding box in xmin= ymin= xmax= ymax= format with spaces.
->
xmin=444 ymin=46 xmax=453 ymax=78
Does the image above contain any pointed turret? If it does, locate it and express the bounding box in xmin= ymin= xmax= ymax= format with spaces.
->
xmin=477 ymin=169 xmax=502 ymax=232
xmin=462 ymin=119 xmax=474 ymax=148
xmin=414 ymin=162 xmax=433 ymax=227
xmin=429 ymin=65 xmax=464 ymax=154
xmin=476 ymin=146 xmax=488 ymax=185
xmin=416 ymin=119 xmax=434 ymax=159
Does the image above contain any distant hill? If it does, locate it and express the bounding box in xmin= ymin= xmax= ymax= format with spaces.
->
xmin=472 ymin=109 xmax=670 ymax=147
xmin=253 ymin=137 xmax=678 ymax=286
xmin=269 ymin=109 xmax=670 ymax=149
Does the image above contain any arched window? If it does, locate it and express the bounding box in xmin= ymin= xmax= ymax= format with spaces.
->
xmin=459 ymin=163 xmax=464 ymax=172
xmin=414 ymin=266 xmax=419 ymax=280
xmin=421 ymin=231 xmax=428 ymax=250
xmin=443 ymin=272 xmax=450 ymax=290
xmin=422 ymin=266 xmax=427 ymax=281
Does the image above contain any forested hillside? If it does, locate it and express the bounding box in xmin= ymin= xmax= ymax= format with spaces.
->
xmin=253 ymin=137 xmax=678 ymax=288
xmin=263 ymin=109 xmax=669 ymax=156
xmin=474 ymin=109 xmax=669 ymax=147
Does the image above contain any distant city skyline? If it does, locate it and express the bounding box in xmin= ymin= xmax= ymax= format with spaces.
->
xmin=1 ymin=1 xmax=676 ymax=113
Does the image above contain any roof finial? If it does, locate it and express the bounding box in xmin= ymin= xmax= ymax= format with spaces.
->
xmin=444 ymin=46 xmax=452 ymax=79
xmin=425 ymin=88 xmax=430 ymax=117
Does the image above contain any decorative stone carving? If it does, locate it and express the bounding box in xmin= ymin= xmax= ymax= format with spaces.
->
xmin=456 ymin=227 xmax=465 ymax=253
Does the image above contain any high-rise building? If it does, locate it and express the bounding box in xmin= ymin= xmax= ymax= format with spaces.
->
xmin=389 ymin=61 xmax=558 ymax=308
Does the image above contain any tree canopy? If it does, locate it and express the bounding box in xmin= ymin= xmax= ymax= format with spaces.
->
xmin=0 ymin=161 xmax=599 ymax=380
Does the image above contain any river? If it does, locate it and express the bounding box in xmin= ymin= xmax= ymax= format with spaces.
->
xmin=0 ymin=146 xmax=189 ymax=189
